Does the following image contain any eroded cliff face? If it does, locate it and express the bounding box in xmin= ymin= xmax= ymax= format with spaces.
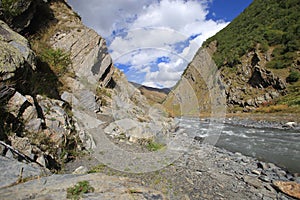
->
xmin=219 ymin=44 xmax=287 ymax=112
xmin=163 ymin=48 xmax=226 ymax=117
xmin=0 ymin=0 xmax=175 ymax=173
xmin=164 ymin=42 xmax=288 ymax=116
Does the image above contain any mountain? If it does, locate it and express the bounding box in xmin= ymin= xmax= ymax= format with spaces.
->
xmin=164 ymin=0 xmax=300 ymax=115
xmin=130 ymin=82 xmax=170 ymax=104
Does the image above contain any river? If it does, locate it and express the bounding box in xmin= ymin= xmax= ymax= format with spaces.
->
xmin=178 ymin=117 xmax=300 ymax=173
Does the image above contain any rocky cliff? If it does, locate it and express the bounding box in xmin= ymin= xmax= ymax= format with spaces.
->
xmin=0 ymin=0 xmax=174 ymax=174
xmin=165 ymin=0 xmax=300 ymax=115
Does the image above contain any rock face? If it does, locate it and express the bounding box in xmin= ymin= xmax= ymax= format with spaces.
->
xmin=163 ymin=48 xmax=226 ymax=116
xmin=103 ymin=70 xmax=176 ymax=143
xmin=48 ymin=1 xmax=114 ymax=88
xmin=0 ymin=20 xmax=35 ymax=81
xmin=165 ymin=45 xmax=288 ymax=115
xmin=0 ymin=0 xmax=43 ymax=32
xmin=273 ymin=181 xmax=300 ymax=199
xmin=0 ymin=168 xmax=165 ymax=200
xmin=221 ymin=51 xmax=286 ymax=109
xmin=0 ymin=0 xmax=176 ymax=198
xmin=1 ymin=0 xmax=175 ymax=173
xmin=0 ymin=155 xmax=50 ymax=188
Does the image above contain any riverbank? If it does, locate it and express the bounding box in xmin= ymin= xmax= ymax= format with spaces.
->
xmin=225 ymin=113 xmax=300 ymax=130
xmin=1 ymin=114 xmax=300 ymax=199
xmin=62 ymin=139 xmax=300 ymax=199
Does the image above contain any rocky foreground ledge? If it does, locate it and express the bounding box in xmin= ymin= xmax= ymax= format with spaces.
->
xmin=1 ymin=140 xmax=299 ymax=200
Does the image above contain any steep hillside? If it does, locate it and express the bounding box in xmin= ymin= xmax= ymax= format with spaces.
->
xmin=130 ymin=82 xmax=170 ymax=104
xmin=165 ymin=0 xmax=300 ymax=115
xmin=0 ymin=0 xmax=175 ymax=173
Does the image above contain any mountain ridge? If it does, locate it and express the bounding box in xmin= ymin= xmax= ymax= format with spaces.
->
xmin=164 ymin=0 xmax=300 ymax=115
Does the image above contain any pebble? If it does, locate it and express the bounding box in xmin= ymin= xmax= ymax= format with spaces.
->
xmin=252 ymin=169 xmax=261 ymax=176
xmin=259 ymin=175 xmax=271 ymax=182
xmin=72 ymin=166 xmax=88 ymax=174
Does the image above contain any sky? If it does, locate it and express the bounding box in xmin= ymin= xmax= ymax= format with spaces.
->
xmin=68 ymin=0 xmax=253 ymax=88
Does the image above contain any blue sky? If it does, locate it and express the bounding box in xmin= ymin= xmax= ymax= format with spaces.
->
xmin=207 ymin=0 xmax=252 ymax=21
xmin=68 ymin=0 xmax=253 ymax=88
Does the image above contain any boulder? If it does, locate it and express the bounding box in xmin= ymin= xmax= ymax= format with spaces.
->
xmin=0 ymin=173 xmax=165 ymax=200
xmin=0 ymin=20 xmax=36 ymax=81
xmin=0 ymin=0 xmax=45 ymax=32
xmin=273 ymin=181 xmax=300 ymax=199
xmin=72 ymin=166 xmax=88 ymax=175
xmin=0 ymin=155 xmax=49 ymax=188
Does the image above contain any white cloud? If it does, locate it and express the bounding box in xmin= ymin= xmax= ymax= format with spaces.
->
xmin=67 ymin=0 xmax=229 ymax=88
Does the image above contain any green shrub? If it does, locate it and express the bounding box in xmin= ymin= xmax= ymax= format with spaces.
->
xmin=146 ymin=141 xmax=165 ymax=151
xmin=203 ymin=0 xmax=300 ymax=70
xmin=1 ymin=0 xmax=22 ymax=18
xmin=286 ymin=70 xmax=300 ymax=83
xmin=67 ymin=181 xmax=95 ymax=200
xmin=41 ymin=48 xmax=71 ymax=77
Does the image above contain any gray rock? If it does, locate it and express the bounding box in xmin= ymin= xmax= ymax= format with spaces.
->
xmin=0 ymin=173 xmax=165 ymax=200
xmin=6 ymin=91 xmax=29 ymax=117
xmin=0 ymin=20 xmax=36 ymax=81
xmin=283 ymin=122 xmax=297 ymax=128
xmin=0 ymin=156 xmax=49 ymax=188
xmin=36 ymin=155 xmax=47 ymax=167
xmin=252 ymin=169 xmax=261 ymax=176
xmin=25 ymin=118 xmax=43 ymax=133
xmin=259 ymin=175 xmax=271 ymax=182
xmin=243 ymin=176 xmax=263 ymax=189
xmin=72 ymin=166 xmax=88 ymax=174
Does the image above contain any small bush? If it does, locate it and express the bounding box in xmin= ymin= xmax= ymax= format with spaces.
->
xmin=41 ymin=48 xmax=71 ymax=77
xmin=67 ymin=181 xmax=95 ymax=200
xmin=286 ymin=70 xmax=300 ymax=83
xmin=146 ymin=141 xmax=165 ymax=151
xmin=1 ymin=0 xmax=22 ymax=18
xmin=88 ymin=164 xmax=107 ymax=173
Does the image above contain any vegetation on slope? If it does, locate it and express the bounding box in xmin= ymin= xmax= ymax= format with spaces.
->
xmin=202 ymin=0 xmax=300 ymax=112
xmin=203 ymin=0 xmax=299 ymax=70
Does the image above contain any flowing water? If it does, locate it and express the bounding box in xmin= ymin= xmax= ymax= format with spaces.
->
xmin=178 ymin=117 xmax=300 ymax=173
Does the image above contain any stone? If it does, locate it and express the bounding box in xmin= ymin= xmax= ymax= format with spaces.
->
xmin=284 ymin=122 xmax=297 ymax=128
xmin=0 ymin=20 xmax=36 ymax=81
xmin=252 ymin=169 xmax=261 ymax=176
xmin=25 ymin=118 xmax=43 ymax=133
xmin=194 ymin=136 xmax=205 ymax=142
xmin=257 ymin=162 xmax=269 ymax=170
xmin=0 ymin=155 xmax=49 ymax=188
xmin=273 ymin=181 xmax=300 ymax=199
xmin=22 ymin=105 xmax=38 ymax=122
xmin=77 ymin=90 xmax=100 ymax=112
xmin=8 ymin=135 xmax=34 ymax=158
xmin=36 ymin=155 xmax=47 ymax=167
xmin=0 ymin=173 xmax=165 ymax=200
xmin=243 ymin=176 xmax=262 ymax=189
xmin=6 ymin=91 xmax=29 ymax=117
xmin=72 ymin=166 xmax=88 ymax=174
xmin=259 ymin=175 xmax=271 ymax=182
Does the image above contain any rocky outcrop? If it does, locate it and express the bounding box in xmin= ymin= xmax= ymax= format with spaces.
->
xmin=166 ymin=45 xmax=288 ymax=115
xmin=0 ymin=1 xmax=178 ymax=198
xmin=221 ymin=50 xmax=287 ymax=110
xmin=273 ymin=181 xmax=300 ymax=199
xmin=104 ymin=70 xmax=176 ymax=143
xmin=0 ymin=171 xmax=165 ymax=200
xmin=163 ymin=48 xmax=226 ymax=116
xmin=0 ymin=155 xmax=50 ymax=188
xmin=0 ymin=20 xmax=35 ymax=81
xmin=47 ymin=1 xmax=114 ymax=88
xmin=0 ymin=0 xmax=43 ymax=32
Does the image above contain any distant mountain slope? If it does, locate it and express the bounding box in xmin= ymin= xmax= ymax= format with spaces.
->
xmin=130 ymin=82 xmax=170 ymax=104
xmin=164 ymin=0 xmax=300 ymax=115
